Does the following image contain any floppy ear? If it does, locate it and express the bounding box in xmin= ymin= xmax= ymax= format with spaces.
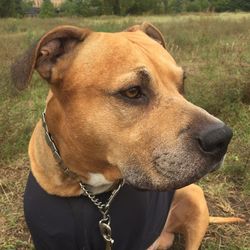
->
xmin=11 ymin=26 xmax=90 ymax=90
xmin=126 ymin=22 xmax=166 ymax=48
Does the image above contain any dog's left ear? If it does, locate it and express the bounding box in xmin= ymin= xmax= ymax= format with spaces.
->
xmin=11 ymin=26 xmax=90 ymax=90
xmin=126 ymin=22 xmax=166 ymax=48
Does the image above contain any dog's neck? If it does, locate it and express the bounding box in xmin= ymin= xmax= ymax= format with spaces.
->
xmin=30 ymin=112 xmax=116 ymax=196
xmin=45 ymin=110 xmax=116 ymax=194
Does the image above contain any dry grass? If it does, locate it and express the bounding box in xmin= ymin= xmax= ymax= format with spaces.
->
xmin=0 ymin=156 xmax=33 ymax=250
xmin=0 ymin=13 xmax=250 ymax=249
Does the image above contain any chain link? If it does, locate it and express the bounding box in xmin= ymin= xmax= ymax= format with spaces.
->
xmin=79 ymin=180 xmax=124 ymax=250
xmin=42 ymin=109 xmax=124 ymax=249
xmin=79 ymin=179 xmax=124 ymax=217
xmin=42 ymin=111 xmax=77 ymax=178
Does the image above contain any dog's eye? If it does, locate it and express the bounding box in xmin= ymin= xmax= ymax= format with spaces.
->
xmin=115 ymin=85 xmax=149 ymax=105
xmin=121 ymin=86 xmax=142 ymax=99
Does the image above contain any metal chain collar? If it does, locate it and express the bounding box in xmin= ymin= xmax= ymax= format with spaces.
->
xmin=42 ymin=111 xmax=77 ymax=178
xmin=42 ymin=110 xmax=125 ymax=249
xmin=79 ymin=180 xmax=124 ymax=250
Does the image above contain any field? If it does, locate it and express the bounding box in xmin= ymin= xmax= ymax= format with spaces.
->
xmin=0 ymin=13 xmax=249 ymax=249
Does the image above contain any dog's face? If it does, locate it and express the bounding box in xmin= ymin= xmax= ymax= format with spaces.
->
xmin=12 ymin=23 xmax=232 ymax=190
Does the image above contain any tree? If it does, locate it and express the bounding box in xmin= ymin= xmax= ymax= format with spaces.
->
xmin=39 ymin=0 xmax=56 ymax=17
xmin=102 ymin=0 xmax=113 ymax=15
xmin=112 ymin=0 xmax=120 ymax=15
xmin=163 ymin=0 xmax=168 ymax=13
xmin=74 ymin=0 xmax=95 ymax=17
xmin=227 ymin=0 xmax=250 ymax=11
xmin=168 ymin=0 xmax=184 ymax=13
xmin=90 ymin=0 xmax=102 ymax=15
xmin=119 ymin=0 xmax=134 ymax=15
xmin=153 ymin=0 xmax=166 ymax=14
xmin=123 ymin=0 xmax=155 ymax=15
xmin=61 ymin=0 xmax=102 ymax=17
xmin=14 ymin=0 xmax=23 ymax=16
xmin=0 ymin=0 xmax=16 ymax=17
xmin=185 ymin=0 xmax=209 ymax=12
xmin=60 ymin=0 xmax=75 ymax=16
xmin=10 ymin=0 xmax=249 ymax=18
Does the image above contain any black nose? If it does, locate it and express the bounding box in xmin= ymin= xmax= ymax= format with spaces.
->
xmin=198 ymin=124 xmax=233 ymax=155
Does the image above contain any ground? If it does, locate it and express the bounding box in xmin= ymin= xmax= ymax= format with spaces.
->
xmin=0 ymin=13 xmax=250 ymax=249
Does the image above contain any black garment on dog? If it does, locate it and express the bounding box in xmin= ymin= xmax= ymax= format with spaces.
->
xmin=24 ymin=172 xmax=175 ymax=250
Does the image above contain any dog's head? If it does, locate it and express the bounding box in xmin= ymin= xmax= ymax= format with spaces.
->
xmin=12 ymin=23 xmax=232 ymax=190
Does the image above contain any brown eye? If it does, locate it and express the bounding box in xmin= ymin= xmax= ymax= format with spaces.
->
xmin=122 ymin=86 xmax=142 ymax=99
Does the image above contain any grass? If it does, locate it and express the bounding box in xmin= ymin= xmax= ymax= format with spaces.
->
xmin=0 ymin=13 xmax=249 ymax=249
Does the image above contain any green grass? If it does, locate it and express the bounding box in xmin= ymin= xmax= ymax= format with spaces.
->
xmin=0 ymin=13 xmax=249 ymax=249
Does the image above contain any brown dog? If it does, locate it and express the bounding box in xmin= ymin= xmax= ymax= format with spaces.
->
xmin=12 ymin=22 xmax=243 ymax=249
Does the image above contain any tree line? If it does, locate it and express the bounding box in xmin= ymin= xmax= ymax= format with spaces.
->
xmin=0 ymin=0 xmax=249 ymax=18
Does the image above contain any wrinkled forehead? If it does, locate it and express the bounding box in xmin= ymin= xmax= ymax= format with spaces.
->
xmin=68 ymin=31 xmax=183 ymax=87
xmin=122 ymin=31 xmax=184 ymax=84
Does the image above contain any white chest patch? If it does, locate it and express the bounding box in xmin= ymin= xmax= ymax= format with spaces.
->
xmin=86 ymin=172 xmax=112 ymax=187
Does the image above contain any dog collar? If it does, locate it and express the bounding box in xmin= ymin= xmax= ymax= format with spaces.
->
xmin=80 ymin=179 xmax=124 ymax=249
xmin=42 ymin=110 xmax=124 ymax=249
xmin=41 ymin=110 xmax=123 ymax=192
xmin=41 ymin=111 xmax=78 ymax=178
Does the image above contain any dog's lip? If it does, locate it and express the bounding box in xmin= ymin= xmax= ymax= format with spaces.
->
xmin=209 ymin=160 xmax=223 ymax=172
xmin=122 ymin=156 xmax=225 ymax=191
xmin=123 ymin=179 xmax=150 ymax=191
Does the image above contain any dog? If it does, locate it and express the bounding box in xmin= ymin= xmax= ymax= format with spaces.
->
xmin=11 ymin=22 xmax=244 ymax=250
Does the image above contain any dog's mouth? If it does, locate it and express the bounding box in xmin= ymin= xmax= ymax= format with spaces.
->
xmin=126 ymin=123 xmax=232 ymax=191
xmin=121 ymin=154 xmax=225 ymax=191
xmin=209 ymin=156 xmax=225 ymax=173
xmin=110 ymin=120 xmax=232 ymax=191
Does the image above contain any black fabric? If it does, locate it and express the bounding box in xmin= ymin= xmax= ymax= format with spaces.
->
xmin=24 ymin=172 xmax=175 ymax=250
